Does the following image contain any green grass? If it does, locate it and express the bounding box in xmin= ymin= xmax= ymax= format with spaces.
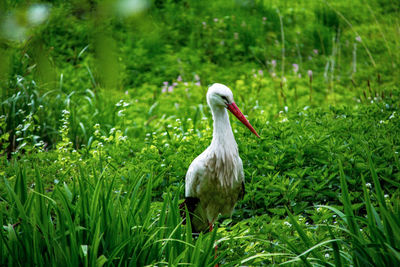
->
xmin=1 ymin=162 xmax=219 ymax=266
xmin=1 ymin=0 xmax=400 ymax=266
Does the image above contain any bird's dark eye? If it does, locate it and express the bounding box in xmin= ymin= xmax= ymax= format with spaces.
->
xmin=221 ymin=96 xmax=228 ymax=102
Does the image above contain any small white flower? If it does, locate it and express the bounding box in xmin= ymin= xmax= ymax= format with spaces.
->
xmin=118 ymin=136 xmax=127 ymax=141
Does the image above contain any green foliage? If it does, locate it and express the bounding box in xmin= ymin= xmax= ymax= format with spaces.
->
xmin=1 ymin=162 xmax=218 ymax=266
xmin=1 ymin=0 xmax=400 ymax=265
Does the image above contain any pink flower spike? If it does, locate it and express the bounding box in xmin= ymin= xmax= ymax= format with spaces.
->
xmin=355 ymin=36 xmax=362 ymax=42
xmin=308 ymin=70 xmax=313 ymax=78
xmin=177 ymin=75 xmax=182 ymax=82
xmin=263 ymin=17 xmax=267 ymax=21
xmin=194 ymin=74 xmax=200 ymax=81
xmin=173 ymin=82 xmax=178 ymax=87
xmin=258 ymin=70 xmax=264 ymax=76
xmin=168 ymin=86 xmax=174 ymax=92
xmin=163 ymin=81 xmax=168 ymax=86
xmin=271 ymin=60 xmax=277 ymax=68
xmin=292 ymin=63 xmax=299 ymax=73
xmin=162 ymin=88 xmax=167 ymax=93
xmin=195 ymin=81 xmax=201 ymax=86
xmin=313 ymin=49 xmax=319 ymax=55
xmin=213 ymin=18 xmax=218 ymax=22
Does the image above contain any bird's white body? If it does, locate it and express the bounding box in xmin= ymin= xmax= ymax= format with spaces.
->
xmin=184 ymin=84 xmax=246 ymax=232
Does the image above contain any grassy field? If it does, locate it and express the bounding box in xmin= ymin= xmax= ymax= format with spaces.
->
xmin=1 ymin=0 xmax=400 ymax=266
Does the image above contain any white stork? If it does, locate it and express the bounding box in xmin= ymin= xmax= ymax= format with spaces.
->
xmin=180 ymin=83 xmax=259 ymax=234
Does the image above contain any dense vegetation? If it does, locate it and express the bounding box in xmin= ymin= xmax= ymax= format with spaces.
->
xmin=1 ymin=0 xmax=399 ymax=266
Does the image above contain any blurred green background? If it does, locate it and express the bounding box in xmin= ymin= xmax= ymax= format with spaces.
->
xmin=1 ymin=0 xmax=399 ymax=154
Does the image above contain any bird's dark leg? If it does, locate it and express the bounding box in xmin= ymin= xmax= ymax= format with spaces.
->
xmin=209 ymin=222 xmax=219 ymax=267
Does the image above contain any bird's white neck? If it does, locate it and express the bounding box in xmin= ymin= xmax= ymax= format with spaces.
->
xmin=207 ymin=105 xmax=240 ymax=188
xmin=210 ymin=106 xmax=238 ymax=152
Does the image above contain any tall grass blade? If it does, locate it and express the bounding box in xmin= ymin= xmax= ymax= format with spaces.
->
xmin=286 ymin=207 xmax=324 ymax=263
xmin=327 ymin=226 xmax=342 ymax=267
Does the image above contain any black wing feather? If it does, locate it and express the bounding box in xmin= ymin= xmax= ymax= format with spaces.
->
xmin=179 ymin=197 xmax=200 ymax=225
xmin=239 ymin=181 xmax=245 ymax=200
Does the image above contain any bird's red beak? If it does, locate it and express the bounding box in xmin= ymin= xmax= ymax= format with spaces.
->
xmin=227 ymin=102 xmax=260 ymax=138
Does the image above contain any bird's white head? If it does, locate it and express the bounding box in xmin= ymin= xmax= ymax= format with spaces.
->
xmin=207 ymin=83 xmax=234 ymax=108
xmin=206 ymin=83 xmax=260 ymax=138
